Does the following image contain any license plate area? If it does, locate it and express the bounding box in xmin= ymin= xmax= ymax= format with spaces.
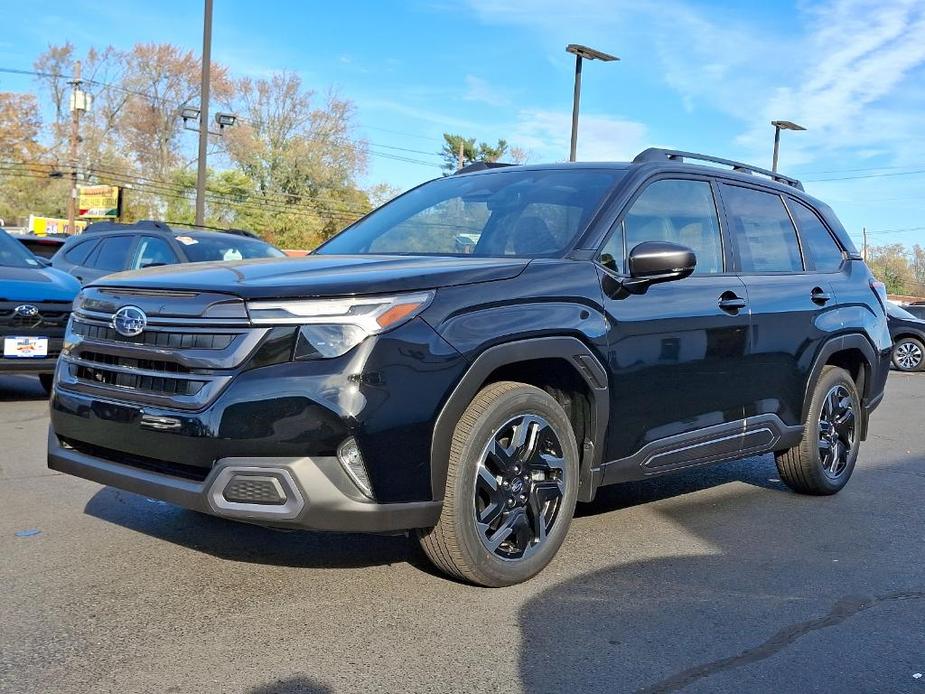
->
xmin=3 ymin=336 xmax=49 ymax=358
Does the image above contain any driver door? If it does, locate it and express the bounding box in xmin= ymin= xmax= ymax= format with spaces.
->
xmin=597 ymin=177 xmax=753 ymax=479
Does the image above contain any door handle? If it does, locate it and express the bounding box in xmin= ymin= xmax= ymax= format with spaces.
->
xmin=811 ymin=287 xmax=832 ymax=305
xmin=718 ymin=292 xmax=747 ymax=313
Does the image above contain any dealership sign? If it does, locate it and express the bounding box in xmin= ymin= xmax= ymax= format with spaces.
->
xmin=78 ymin=185 xmax=122 ymax=219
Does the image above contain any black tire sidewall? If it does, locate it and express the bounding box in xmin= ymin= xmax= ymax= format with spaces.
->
xmin=891 ymin=337 xmax=925 ymax=372
xmin=804 ymin=367 xmax=861 ymax=493
xmin=450 ymin=386 xmax=579 ymax=586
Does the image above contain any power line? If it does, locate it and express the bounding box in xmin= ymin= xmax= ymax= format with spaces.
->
xmin=806 ymin=169 xmax=925 ymax=183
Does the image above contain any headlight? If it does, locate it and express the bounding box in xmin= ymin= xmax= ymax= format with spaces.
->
xmin=247 ymin=292 xmax=433 ymax=359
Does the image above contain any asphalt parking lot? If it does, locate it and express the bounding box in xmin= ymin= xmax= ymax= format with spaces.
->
xmin=1 ymin=372 xmax=923 ymax=694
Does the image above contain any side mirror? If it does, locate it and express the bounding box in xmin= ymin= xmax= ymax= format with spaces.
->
xmin=619 ymin=241 xmax=696 ymax=295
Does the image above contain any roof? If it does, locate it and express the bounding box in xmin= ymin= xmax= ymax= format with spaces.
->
xmin=82 ymin=220 xmax=260 ymax=239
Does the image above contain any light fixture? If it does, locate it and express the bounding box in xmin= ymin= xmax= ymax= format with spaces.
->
xmin=337 ymin=438 xmax=374 ymax=499
xmin=215 ymin=112 xmax=237 ymax=128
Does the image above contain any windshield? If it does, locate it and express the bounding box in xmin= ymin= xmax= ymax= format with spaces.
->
xmin=179 ymin=234 xmax=286 ymax=263
xmin=887 ymin=302 xmax=919 ymax=321
xmin=317 ymin=169 xmax=625 ymax=258
xmin=0 ymin=230 xmax=42 ymax=269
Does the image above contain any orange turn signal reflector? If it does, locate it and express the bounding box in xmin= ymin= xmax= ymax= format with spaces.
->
xmin=376 ymin=301 xmax=424 ymax=329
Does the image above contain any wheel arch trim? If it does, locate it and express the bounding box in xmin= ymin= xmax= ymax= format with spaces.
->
xmin=429 ymin=337 xmax=609 ymax=501
xmin=802 ymin=333 xmax=880 ymax=432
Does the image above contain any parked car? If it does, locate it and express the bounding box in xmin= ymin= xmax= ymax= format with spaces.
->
xmin=901 ymin=303 xmax=925 ymax=321
xmin=51 ymin=220 xmax=286 ymax=284
xmin=886 ymin=302 xmax=925 ymax=372
xmin=0 ymin=228 xmax=79 ymax=392
xmin=13 ymin=233 xmax=68 ymax=260
xmin=47 ymin=149 xmax=891 ymax=586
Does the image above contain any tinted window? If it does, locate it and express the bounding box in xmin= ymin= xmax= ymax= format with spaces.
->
xmin=318 ymin=169 xmax=624 ymax=258
xmin=789 ymin=199 xmax=844 ymax=272
xmin=179 ymin=234 xmax=285 ymax=262
xmin=619 ymin=179 xmax=723 ymax=274
xmin=132 ymin=237 xmax=179 ymax=270
xmin=90 ymin=236 xmax=135 ymax=272
xmin=599 ymin=222 xmax=625 ymax=273
xmin=721 ymin=185 xmax=803 ymax=272
xmin=0 ymin=231 xmax=42 ymax=268
xmin=64 ymin=239 xmax=99 ymax=265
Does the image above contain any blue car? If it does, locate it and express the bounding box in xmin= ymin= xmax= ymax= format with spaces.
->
xmin=0 ymin=229 xmax=80 ymax=392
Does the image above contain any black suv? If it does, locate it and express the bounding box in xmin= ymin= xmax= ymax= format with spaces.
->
xmin=48 ymin=149 xmax=891 ymax=586
xmin=52 ymin=220 xmax=285 ymax=285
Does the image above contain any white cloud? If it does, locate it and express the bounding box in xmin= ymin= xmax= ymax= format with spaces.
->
xmin=463 ymin=75 xmax=510 ymax=106
xmin=512 ymin=109 xmax=648 ymax=162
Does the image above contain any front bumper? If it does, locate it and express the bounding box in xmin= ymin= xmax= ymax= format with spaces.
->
xmin=0 ymin=355 xmax=59 ymax=374
xmin=47 ymin=428 xmax=441 ymax=533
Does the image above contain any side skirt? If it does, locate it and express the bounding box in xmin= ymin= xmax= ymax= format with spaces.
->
xmin=597 ymin=414 xmax=803 ymax=487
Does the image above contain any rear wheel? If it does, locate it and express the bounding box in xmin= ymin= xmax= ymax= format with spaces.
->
xmin=891 ymin=336 xmax=924 ymax=372
xmin=775 ymin=366 xmax=860 ymax=495
xmin=418 ymin=381 xmax=579 ymax=587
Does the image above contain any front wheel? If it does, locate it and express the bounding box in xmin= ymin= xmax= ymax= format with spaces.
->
xmin=775 ymin=365 xmax=860 ymax=495
xmin=892 ymin=336 xmax=925 ymax=372
xmin=418 ymin=381 xmax=579 ymax=587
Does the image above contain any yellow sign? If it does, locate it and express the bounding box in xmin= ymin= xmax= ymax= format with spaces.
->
xmin=78 ymin=185 xmax=121 ymax=219
xmin=28 ymin=215 xmax=87 ymax=235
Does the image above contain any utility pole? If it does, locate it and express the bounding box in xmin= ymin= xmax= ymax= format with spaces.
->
xmin=195 ymin=0 xmax=214 ymax=227
xmin=66 ymin=60 xmax=83 ymax=235
xmin=862 ymin=227 xmax=868 ymax=261
xmin=457 ymin=140 xmax=465 ymax=171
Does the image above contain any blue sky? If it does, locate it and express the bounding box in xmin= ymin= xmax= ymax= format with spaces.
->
xmin=1 ymin=0 xmax=924 ymax=250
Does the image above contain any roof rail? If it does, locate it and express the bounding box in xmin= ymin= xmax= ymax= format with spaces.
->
xmin=83 ymin=219 xmax=171 ymax=233
xmin=453 ymin=162 xmax=515 ymax=175
xmin=632 ymin=148 xmax=804 ymax=191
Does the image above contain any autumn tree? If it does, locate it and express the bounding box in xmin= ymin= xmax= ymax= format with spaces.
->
xmin=223 ymin=73 xmax=370 ymax=248
xmin=866 ymin=244 xmax=915 ymax=294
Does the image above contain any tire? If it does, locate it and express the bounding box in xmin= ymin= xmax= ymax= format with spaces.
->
xmin=775 ymin=365 xmax=860 ymax=495
xmin=418 ymin=381 xmax=580 ymax=587
xmin=891 ymin=336 xmax=925 ymax=372
xmin=38 ymin=373 xmax=54 ymax=395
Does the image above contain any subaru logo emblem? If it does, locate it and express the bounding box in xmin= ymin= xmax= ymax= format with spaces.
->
xmin=13 ymin=305 xmax=39 ymax=318
xmin=112 ymin=305 xmax=147 ymax=337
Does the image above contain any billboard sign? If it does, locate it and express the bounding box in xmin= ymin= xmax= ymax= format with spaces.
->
xmin=27 ymin=215 xmax=87 ymax=235
xmin=78 ymin=185 xmax=121 ymax=219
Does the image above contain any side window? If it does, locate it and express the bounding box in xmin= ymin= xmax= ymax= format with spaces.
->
xmin=63 ymin=239 xmax=99 ymax=266
xmin=599 ymin=222 xmax=625 ymax=273
xmin=88 ymin=236 xmax=135 ymax=272
xmin=616 ymin=179 xmax=724 ymax=274
xmin=721 ymin=185 xmax=803 ymax=273
xmin=131 ymin=236 xmax=179 ymax=270
xmin=788 ymin=199 xmax=844 ymax=272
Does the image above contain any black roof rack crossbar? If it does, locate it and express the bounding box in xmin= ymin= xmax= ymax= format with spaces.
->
xmin=632 ymin=148 xmax=804 ymax=191
xmin=453 ymin=162 xmax=515 ymax=175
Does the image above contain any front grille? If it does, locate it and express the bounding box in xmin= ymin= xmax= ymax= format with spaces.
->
xmin=62 ymin=437 xmax=211 ymax=481
xmin=0 ymin=301 xmax=71 ymax=332
xmin=70 ymin=364 xmax=206 ymax=396
xmin=60 ymin=300 xmax=266 ymax=410
xmin=71 ymin=321 xmax=235 ymax=350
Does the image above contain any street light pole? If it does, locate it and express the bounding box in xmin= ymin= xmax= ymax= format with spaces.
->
xmin=569 ymin=54 xmax=583 ymax=163
xmin=770 ymin=120 xmax=806 ymax=173
xmin=195 ymin=0 xmax=213 ymax=227
xmin=566 ymin=44 xmax=619 ymax=163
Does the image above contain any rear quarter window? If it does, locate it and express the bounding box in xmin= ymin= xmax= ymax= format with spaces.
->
xmin=788 ymin=199 xmax=845 ymax=272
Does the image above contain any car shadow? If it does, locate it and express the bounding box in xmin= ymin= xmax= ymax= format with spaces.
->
xmin=517 ymin=456 xmax=925 ymax=693
xmin=246 ymin=675 xmax=333 ymax=693
xmin=83 ymin=486 xmax=440 ymax=575
xmin=0 ymin=375 xmax=48 ymax=402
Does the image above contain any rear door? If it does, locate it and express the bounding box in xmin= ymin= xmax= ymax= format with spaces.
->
xmin=80 ymin=235 xmax=138 ymax=283
xmin=597 ymin=177 xmax=753 ymax=477
xmin=719 ymin=182 xmax=840 ymax=429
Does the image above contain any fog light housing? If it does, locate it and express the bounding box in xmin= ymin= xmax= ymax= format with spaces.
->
xmin=337 ymin=437 xmax=374 ymax=500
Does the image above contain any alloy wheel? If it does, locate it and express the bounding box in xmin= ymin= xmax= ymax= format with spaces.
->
xmin=473 ymin=414 xmax=566 ymax=561
xmin=817 ymin=384 xmax=856 ymax=479
xmin=895 ymin=340 xmax=923 ymax=370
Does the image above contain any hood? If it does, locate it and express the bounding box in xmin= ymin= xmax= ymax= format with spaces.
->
xmin=0 ymin=265 xmax=81 ymax=302
xmin=89 ymin=254 xmax=529 ymax=299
